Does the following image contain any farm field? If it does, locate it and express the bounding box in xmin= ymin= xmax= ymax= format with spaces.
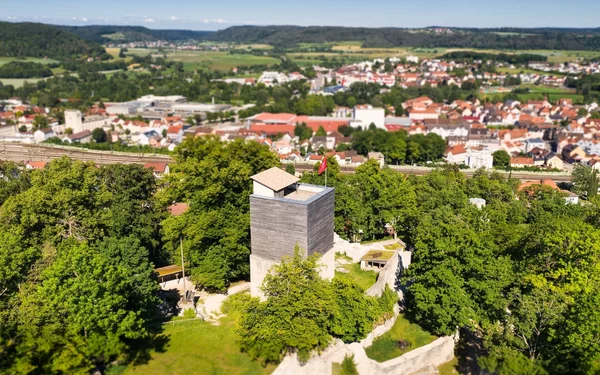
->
xmin=175 ymin=52 xmax=279 ymax=71
xmin=0 ymin=77 xmax=45 ymax=88
xmin=0 ymin=57 xmax=58 ymax=66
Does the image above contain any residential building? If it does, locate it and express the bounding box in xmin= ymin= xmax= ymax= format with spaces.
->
xmin=465 ymin=148 xmax=494 ymax=169
xmin=62 ymin=130 xmax=92 ymax=144
xmin=144 ymin=162 xmax=170 ymax=178
xmin=33 ymin=128 xmax=53 ymax=143
xmin=352 ymin=105 xmax=385 ymax=129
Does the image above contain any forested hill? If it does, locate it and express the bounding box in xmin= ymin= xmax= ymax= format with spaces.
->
xmin=59 ymin=25 xmax=214 ymax=43
xmin=209 ymin=25 xmax=600 ymax=50
xmin=0 ymin=22 xmax=105 ymax=59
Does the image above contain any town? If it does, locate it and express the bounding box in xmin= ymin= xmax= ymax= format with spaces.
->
xmin=2 ymin=53 xmax=600 ymax=174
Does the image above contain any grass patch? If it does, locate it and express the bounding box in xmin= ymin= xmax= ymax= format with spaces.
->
xmin=118 ymin=318 xmax=274 ymax=375
xmin=336 ymin=263 xmax=377 ymax=291
xmin=365 ymin=314 xmax=436 ymax=362
xmin=332 ymin=362 xmax=342 ymax=375
xmin=438 ymin=357 xmax=459 ymax=375
xmin=335 ymin=252 xmax=353 ymax=261
xmin=384 ymin=243 xmax=402 ymax=250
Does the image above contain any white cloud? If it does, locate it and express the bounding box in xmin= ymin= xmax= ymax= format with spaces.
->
xmin=170 ymin=16 xmax=177 ymax=21
xmin=201 ymin=18 xmax=227 ymax=24
xmin=143 ymin=18 xmax=156 ymax=23
xmin=71 ymin=17 xmax=89 ymax=22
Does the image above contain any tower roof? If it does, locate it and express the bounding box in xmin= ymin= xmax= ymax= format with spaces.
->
xmin=251 ymin=167 xmax=299 ymax=192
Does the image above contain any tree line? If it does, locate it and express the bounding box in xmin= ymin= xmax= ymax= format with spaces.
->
xmin=0 ymin=21 xmax=105 ymax=59
xmin=210 ymin=25 xmax=600 ymax=51
xmin=0 ymin=61 xmax=53 ymax=79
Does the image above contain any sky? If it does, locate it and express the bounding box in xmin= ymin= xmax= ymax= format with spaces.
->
xmin=2 ymin=0 xmax=600 ymax=31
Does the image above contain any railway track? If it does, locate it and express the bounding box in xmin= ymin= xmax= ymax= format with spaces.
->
xmin=0 ymin=142 xmax=572 ymax=182
xmin=0 ymin=142 xmax=174 ymax=165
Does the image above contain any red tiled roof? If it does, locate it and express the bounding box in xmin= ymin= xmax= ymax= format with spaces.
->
xmin=168 ymin=203 xmax=189 ymax=216
xmin=144 ymin=162 xmax=168 ymax=173
xmin=167 ymin=125 xmax=183 ymax=134
xmin=447 ymin=145 xmax=467 ymax=155
xmin=511 ymin=157 xmax=535 ymax=165
xmin=27 ymin=161 xmax=47 ymax=170
xmin=253 ymin=113 xmax=297 ymax=123
xmin=518 ymin=179 xmax=559 ymax=191
xmin=249 ymin=124 xmax=295 ymax=135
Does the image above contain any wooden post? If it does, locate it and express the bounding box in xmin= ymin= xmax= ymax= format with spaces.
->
xmin=180 ymin=236 xmax=186 ymax=294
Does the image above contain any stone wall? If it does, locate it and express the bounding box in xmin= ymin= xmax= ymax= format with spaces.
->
xmin=273 ymin=331 xmax=458 ymax=375
xmin=271 ymin=236 xmax=453 ymax=375
xmin=366 ymin=252 xmax=400 ymax=297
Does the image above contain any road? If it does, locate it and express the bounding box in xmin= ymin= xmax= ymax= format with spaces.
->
xmin=0 ymin=142 xmax=174 ymax=165
xmin=0 ymin=142 xmax=573 ymax=182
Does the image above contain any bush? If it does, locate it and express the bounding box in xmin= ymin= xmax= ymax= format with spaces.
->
xmin=221 ymin=292 xmax=253 ymax=319
xmin=183 ymin=308 xmax=197 ymax=319
xmin=341 ymin=354 xmax=359 ymax=375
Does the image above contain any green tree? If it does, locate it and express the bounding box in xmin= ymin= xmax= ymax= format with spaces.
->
xmin=329 ymin=278 xmax=379 ymax=342
xmin=92 ymin=128 xmax=107 ymax=143
xmin=493 ymin=150 xmax=511 ymax=168
xmin=285 ymin=164 xmax=296 ymax=175
xmin=294 ymin=122 xmax=313 ymax=141
xmin=160 ymin=137 xmax=280 ymax=291
xmin=572 ymin=164 xmax=599 ymax=198
xmin=15 ymin=242 xmax=158 ymax=374
xmin=238 ymin=248 xmax=335 ymax=364
xmin=316 ymin=125 xmax=327 ymax=137
xmin=32 ymin=115 xmax=48 ymax=129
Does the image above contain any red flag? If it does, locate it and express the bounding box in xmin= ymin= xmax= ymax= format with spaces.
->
xmin=318 ymin=157 xmax=327 ymax=175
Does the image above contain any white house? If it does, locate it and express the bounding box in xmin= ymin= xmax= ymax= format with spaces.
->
xmin=446 ymin=145 xmax=468 ymax=165
xmin=166 ymin=125 xmax=184 ymax=143
xmin=62 ymin=130 xmax=92 ymax=144
xmin=465 ymin=148 xmax=494 ymax=169
xmin=33 ymin=128 xmax=54 ymax=143
xmin=352 ymin=105 xmax=385 ymax=129
xmin=138 ymin=130 xmax=162 ymax=146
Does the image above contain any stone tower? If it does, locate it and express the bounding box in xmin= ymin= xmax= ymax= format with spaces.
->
xmin=249 ymin=167 xmax=335 ymax=297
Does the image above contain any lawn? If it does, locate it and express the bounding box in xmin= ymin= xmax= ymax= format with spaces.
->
xmin=113 ymin=318 xmax=275 ymax=375
xmin=335 ymin=262 xmax=378 ymax=291
xmin=365 ymin=314 xmax=436 ymax=362
xmin=438 ymin=357 xmax=459 ymax=375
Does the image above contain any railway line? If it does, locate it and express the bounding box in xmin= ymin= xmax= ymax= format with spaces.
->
xmin=0 ymin=142 xmax=173 ymax=165
xmin=0 ymin=142 xmax=572 ymax=182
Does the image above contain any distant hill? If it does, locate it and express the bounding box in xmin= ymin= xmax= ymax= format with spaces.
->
xmin=59 ymin=25 xmax=214 ymax=43
xmin=0 ymin=22 xmax=105 ymax=59
xmin=209 ymin=25 xmax=600 ymax=51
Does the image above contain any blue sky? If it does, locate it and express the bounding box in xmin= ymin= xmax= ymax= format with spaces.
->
xmin=2 ymin=0 xmax=600 ymax=30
